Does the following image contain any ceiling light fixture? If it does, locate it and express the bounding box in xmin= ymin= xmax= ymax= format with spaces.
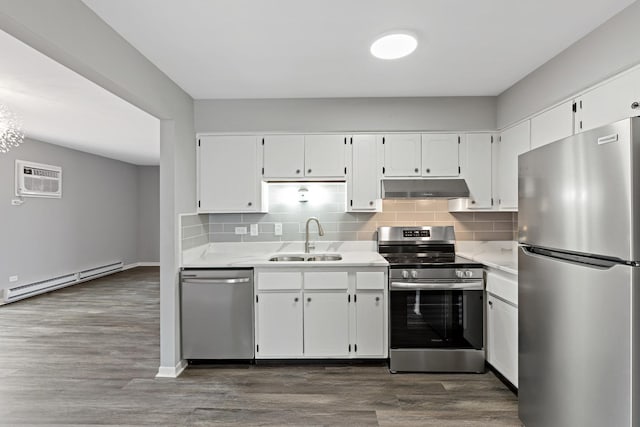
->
xmin=370 ymin=31 xmax=418 ymax=60
xmin=0 ymin=104 xmax=25 ymax=153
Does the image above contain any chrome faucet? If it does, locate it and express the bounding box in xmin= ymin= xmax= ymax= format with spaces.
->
xmin=305 ymin=217 xmax=325 ymax=253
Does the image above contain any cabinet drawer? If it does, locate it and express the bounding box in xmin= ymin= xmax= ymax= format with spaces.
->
xmin=355 ymin=272 xmax=385 ymax=290
xmin=257 ymin=272 xmax=302 ymax=290
xmin=486 ymin=270 xmax=517 ymax=306
xmin=304 ymin=272 xmax=348 ymax=290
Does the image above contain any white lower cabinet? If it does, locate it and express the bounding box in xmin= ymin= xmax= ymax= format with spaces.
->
xmin=354 ymin=291 xmax=385 ymax=356
xmin=486 ymin=268 xmax=518 ymax=388
xmin=255 ymin=268 xmax=387 ymax=359
xmin=256 ymin=291 xmax=303 ymax=357
xmin=304 ymin=291 xmax=350 ymax=356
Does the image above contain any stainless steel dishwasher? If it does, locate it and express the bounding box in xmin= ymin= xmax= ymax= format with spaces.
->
xmin=180 ymin=269 xmax=254 ymax=359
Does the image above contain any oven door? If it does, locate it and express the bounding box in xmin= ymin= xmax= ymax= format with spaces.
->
xmin=390 ymin=280 xmax=484 ymax=350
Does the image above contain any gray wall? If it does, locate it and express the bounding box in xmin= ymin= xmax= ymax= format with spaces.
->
xmin=497 ymin=1 xmax=640 ymax=128
xmin=0 ymin=138 xmax=139 ymax=292
xmin=195 ymin=97 xmax=497 ymax=133
xmin=0 ymin=0 xmax=195 ymax=372
xmin=137 ymin=166 xmax=159 ymax=263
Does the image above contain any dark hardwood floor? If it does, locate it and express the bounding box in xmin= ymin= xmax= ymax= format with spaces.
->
xmin=0 ymin=267 xmax=520 ymax=426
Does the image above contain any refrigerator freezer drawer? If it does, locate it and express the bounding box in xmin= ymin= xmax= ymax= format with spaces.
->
xmin=518 ymin=247 xmax=637 ymax=427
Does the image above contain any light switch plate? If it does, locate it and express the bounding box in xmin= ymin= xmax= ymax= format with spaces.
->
xmin=9 ymin=275 xmax=18 ymax=282
xmin=235 ymin=227 xmax=247 ymax=235
xmin=274 ymin=223 xmax=283 ymax=236
xmin=250 ymin=224 xmax=259 ymax=236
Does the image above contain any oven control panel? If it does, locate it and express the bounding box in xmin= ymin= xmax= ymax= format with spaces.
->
xmin=390 ymin=267 xmax=484 ymax=280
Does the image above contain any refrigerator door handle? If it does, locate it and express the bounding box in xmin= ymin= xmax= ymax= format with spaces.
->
xmin=520 ymin=245 xmax=619 ymax=269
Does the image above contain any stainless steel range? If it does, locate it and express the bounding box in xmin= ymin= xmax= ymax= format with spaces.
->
xmin=378 ymin=226 xmax=485 ymax=373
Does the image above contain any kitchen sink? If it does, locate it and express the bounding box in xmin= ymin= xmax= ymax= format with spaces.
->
xmin=268 ymin=254 xmax=342 ymax=262
xmin=268 ymin=256 xmax=305 ymax=262
xmin=306 ymin=255 xmax=342 ymax=261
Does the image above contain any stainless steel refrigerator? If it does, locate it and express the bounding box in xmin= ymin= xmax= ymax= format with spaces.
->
xmin=518 ymin=117 xmax=640 ymax=427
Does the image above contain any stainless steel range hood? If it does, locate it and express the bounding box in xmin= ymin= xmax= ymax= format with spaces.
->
xmin=382 ymin=179 xmax=470 ymax=199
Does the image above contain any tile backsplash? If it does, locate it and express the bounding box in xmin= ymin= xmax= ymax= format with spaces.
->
xmin=181 ymin=183 xmax=517 ymax=246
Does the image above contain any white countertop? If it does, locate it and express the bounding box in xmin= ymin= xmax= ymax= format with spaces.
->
xmin=456 ymin=241 xmax=518 ymax=276
xmin=182 ymin=241 xmax=389 ymax=268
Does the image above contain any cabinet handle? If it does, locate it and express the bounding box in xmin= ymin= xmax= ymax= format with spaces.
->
xmin=471 ymin=200 xmax=476 ymax=204
xmin=414 ymin=168 xmax=419 ymax=173
xmin=307 ymin=297 xmax=311 ymax=302
xmin=632 ymin=102 xmax=640 ymax=110
xmin=294 ymin=297 xmax=299 ymax=302
xmin=488 ymin=301 xmax=493 ymax=307
xmin=307 ymin=169 xmax=312 ymax=173
xmin=296 ymin=169 xmax=301 ymax=174
xmin=247 ymin=202 xmax=252 ymax=206
xmin=369 ymin=201 xmax=374 ymax=206
xmin=375 ymin=296 xmax=380 ymax=302
xmin=425 ymin=168 xmax=430 ymax=173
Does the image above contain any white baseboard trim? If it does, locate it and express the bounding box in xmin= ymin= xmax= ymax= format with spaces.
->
xmin=122 ymin=262 xmax=160 ymax=271
xmin=156 ymin=359 xmax=187 ymax=378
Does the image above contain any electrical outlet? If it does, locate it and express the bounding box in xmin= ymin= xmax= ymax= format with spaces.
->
xmin=235 ymin=227 xmax=247 ymax=235
xmin=250 ymin=224 xmax=259 ymax=236
xmin=274 ymin=223 xmax=283 ymax=236
xmin=9 ymin=275 xmax=18 ymax=282
xmin=11 ymin=199 xmax=23 ymax=206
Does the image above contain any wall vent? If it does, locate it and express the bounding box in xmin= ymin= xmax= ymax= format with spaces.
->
xmin=78 ymin=262 xmax=123 ymax=280
xmin=15 ymin=160 xmax=62 ymax=198
xmin=3 ymin=261 xmax=124 ymax=305
xmin=3 ymin=273 xmax=78 ymax=303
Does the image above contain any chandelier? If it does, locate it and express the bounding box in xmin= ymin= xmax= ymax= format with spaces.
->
xmin=0 ymin=104 xmax=25 ymax=153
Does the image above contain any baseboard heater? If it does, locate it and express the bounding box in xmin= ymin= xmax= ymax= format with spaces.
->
xmin=2 ymin=261 xmax=123 ymax=305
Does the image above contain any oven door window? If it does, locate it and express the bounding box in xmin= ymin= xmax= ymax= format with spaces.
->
xmin=390 ymin=289 xmax=483 ymax=349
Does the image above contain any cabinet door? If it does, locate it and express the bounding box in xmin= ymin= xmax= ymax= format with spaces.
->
xmin=256 ymin=292 xmax=303 ymax=357
xmin=355 ymin=292 xmax=385 ymax=357
xmin=421 ymin=134 xmax=460 ymax=176
xmin=382 ymin=134 xmax=421 ymax=176
xmin=487 ymin=294 xmax=518 ymax=387
xmin=303 ymin=291 xmax=349 ymax=357
xmin=262 ymin=135 xmax=305 ymax=178
xmin=304 ymin=135 xmax=347 ymax=178
xmin=348 ymin=135 xmax=381 ymax=211
xmin=575 ymin=67 xmax=640 ymax=133
xmin=497 ymin=121 xmax=530 ymax=210
xmin=530 ymin=101 xmax=574 ymax=150
xmin=463 ymin=134 xmax=493 ymax=209
xmin=198 ymin=135 xmax=262 ymax=212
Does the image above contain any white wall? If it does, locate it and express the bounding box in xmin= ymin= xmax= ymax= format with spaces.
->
xmin=0 ymin=0 xmax=195 ymax=374
xmin=0 ymin=138 xmax=139 ymax=292
xmin=497 ymin=1 xmax=640 ymax=128
xmin=137 ymin=166 xmax=159 ymax=263
xmin=195 ymin=97 xmax=497 ymax=133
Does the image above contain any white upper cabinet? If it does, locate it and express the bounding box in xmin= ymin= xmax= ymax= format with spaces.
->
xmin=263 ymin=134 xmax=346 ymax=179
xmin=348 ymin=135 xmax=382 ymax=212
xmin=262 ymin=135 xmax=305 ymax=178
xmin=421 ymin=133 xmax=460 ymax=177
xmin=198 ymin=135 xmax=264 ymax=213
xmin=575 ymin=67 xmax=640 ymax=133
xmin=530 ymin=101 xmax=574 ymax=150
xmin=462 ymin=134 xmax=493 ymax=209
xmin=382 ymin=134 xmax=421 ymax=176
xmin=304 ymin=135 xmax=347 ymax=178
xmin=497 ymin=121 xmax=530 ymax=210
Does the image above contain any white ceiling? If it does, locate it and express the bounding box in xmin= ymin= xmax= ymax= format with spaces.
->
xmin=85 ymin=0 xmax=634 ymax=99
xmin=0 ymin=29 xmax=160 ymax=165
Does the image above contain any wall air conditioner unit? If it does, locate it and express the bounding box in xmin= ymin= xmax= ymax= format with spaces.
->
xmin=15 ymin=160 xmax=62 ymax=198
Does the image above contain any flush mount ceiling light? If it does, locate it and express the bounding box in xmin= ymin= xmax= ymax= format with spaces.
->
xmin=370 ymin=31 xmax=418 ymax=60
xmin=0 ymin=104 xmax=25 ymax=153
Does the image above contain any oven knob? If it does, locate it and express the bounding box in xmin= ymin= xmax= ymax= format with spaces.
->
xmin=411 ymin=270 xmax=418 ymax=279
xmin=456 ymin=270 xmax=464 ymax=278
xmin=402 ymin=270 xmax=409 ymax=279
xmin=465 ymin=270 xmax=474 ymax=278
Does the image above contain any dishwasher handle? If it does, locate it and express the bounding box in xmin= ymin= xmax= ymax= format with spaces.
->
xmin=181 ymin=277 xmax=250 ymax=284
